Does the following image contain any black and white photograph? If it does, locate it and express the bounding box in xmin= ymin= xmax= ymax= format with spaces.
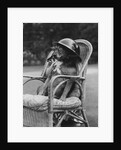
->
xmin=23 ymin=23 xmax=98 ymax=127
xmin=8 ymin=8 xmax=113 ymax=142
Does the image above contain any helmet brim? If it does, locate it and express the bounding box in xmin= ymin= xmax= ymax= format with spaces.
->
xmin=54 ymin=42 xmax=82 ymax=62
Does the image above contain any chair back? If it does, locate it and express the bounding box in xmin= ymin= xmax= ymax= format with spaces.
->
xmin=75 ymin=39 xmax=93 ymax=104
xmin=41 ymin=39 xmax=93 ymax=78
xmin=75 ymin=39 xmax=93 ymax=77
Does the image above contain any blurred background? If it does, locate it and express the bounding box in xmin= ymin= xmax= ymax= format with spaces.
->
xmin=23 ymin=23 xmax=98 ymax=66
xmin=23 ymin=23 xmax=98 ymax=127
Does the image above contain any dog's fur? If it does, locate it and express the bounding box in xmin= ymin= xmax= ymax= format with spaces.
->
xmin=39 ymin=45 xmax=81 ymax=101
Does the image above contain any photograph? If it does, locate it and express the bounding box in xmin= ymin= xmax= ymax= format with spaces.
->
xmin=23 ymin=23 xmax=98 ymax=127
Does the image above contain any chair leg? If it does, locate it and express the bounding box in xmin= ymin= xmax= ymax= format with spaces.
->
xmin=53 ymin=109 xmax=89 ymax=127
xmin=69 ymin=110 xmax=84 ymax=120
xmin=81 ymin=109 xmax=89 ymax=127
xmin=48 ymin=113 xmax=53 ymax=127
xmin=55 ymin=113 xmax=67 ymax=127
xmin=68 ymin=112 xmax=87 ymax=125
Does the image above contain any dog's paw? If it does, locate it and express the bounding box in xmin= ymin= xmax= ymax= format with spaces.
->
xmin=60 ymin=96 xmax=66 ymax=101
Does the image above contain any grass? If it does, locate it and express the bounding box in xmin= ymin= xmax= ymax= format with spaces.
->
xmin=23 ymin=64 xmax=98 ymax=127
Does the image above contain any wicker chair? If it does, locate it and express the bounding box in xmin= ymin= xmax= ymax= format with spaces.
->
xmin=23 ymin=39 xmax=93 ymax=127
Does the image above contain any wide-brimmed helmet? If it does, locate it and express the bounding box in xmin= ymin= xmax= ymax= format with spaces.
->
xmin=55 ymin=38 xmax=81 ymax=61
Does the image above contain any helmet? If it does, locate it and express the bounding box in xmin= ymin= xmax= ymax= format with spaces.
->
xmin=56 ymin=38 xmax=81 ymax=61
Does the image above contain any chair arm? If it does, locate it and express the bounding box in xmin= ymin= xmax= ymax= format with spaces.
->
xmin=23 ymin=75 xmax=46 ymax=79
xmin=48 ymin=75 xmax=85 ymax=113
xmin=51 ymin=74 xmax=85 ymax=81
xmin=23 ymin=76 xmax=46 ymax=85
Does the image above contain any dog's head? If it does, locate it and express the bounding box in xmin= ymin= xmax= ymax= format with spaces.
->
xmin=51 ymin=45 xmax=66 ymax=61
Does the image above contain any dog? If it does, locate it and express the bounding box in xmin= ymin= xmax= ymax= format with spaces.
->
xmin=38 ymin=44 xmax=81 ymax=101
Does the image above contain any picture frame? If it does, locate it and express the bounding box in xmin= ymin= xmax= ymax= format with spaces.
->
xmin=6 ymin=6 xmax=114 ymax=143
